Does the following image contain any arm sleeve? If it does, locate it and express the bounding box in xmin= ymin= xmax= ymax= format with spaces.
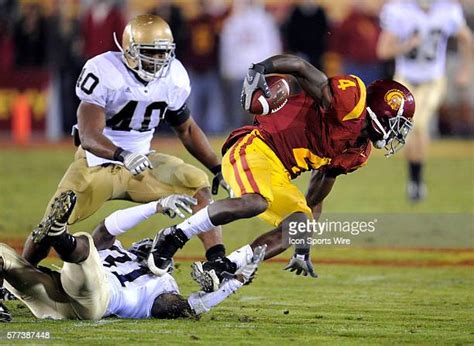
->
xmin=75 ymin=59 xmax=108 ymax=108
xmin=164 ymin=103 xmax=191 ymax=127
xmin=187 ymin=279 xmax=243 ymax=315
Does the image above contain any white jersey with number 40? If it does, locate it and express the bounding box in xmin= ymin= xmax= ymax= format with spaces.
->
xmin=75 ymin=51 xmax=191 ymax=167
xmin=380 ymin=0 xmax=466 ymax=84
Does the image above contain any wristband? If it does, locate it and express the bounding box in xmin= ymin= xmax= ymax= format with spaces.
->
xmin=210 ymin=164 xmax=222 ymax=175
xmin=113 ymin=147 xmax=125 ymax=162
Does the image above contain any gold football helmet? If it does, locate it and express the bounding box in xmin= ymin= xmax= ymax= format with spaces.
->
xmin=114 ymin=14 xmax=176 ymax=81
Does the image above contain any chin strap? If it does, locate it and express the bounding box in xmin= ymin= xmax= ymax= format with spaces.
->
xmin=366 ymin=106 xmax=389 ymax=148
xmin=367 ymin=98 xmax=406 ymax=150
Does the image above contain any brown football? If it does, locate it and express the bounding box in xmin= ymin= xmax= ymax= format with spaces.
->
xmin=249 ymin=75 xmax=290 ymax=115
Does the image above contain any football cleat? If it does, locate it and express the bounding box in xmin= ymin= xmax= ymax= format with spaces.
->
xmin=32 ymin=191 xmax=77 ymax=244
xmin=147 ymin=226 xmax=187 ymax=276
xmin=190 ymin=262 xmax=220 ymax=293
xmin=407 ymin=181 xmax=427 ymax=202
xmin=191 ymin=256 xmax=238 ymax=292
xmin=0 ymin=287 xmax=16 ymax=301
xmin=0 ymin=302 xmax=11 ymax=323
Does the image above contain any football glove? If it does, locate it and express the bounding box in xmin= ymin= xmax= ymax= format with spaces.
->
xmin=284 ymin=252 xmax=318 ymax=278
xmin=157 ymin=194 xmax=197 ymax=219
xmin=117 ymin=150 xmax=153 ymax=176
xmin=211 ymin=165 xmax=234 ymax=198
xmin=241 ymin=63 xmax=271 ymax=111
xmin=235 ymin=244 xmax=266 ymax=284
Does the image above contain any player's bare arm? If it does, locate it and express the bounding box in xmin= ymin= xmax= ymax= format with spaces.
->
xmin=78 ymin=101 xmax=152 ymax=175
xmin=376 ymin=30 xmax=421 ymax=61
xmin=173 ymin=117 xmax=220 ymax=171
xmin=254 ymin=54 xmax=332 ymax=107
xmin=77 ymin=101 xmax=118 ymax=160
xmin=172 ymin=117 xmax=233 ymax=196
xmin=455 ymin=25 xmax=472 ymax=87
xmin=306 ymin=170 xmax=336 ymax=220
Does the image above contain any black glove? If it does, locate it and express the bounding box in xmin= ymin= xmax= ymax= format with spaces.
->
xmin=211 ymin=165 xmax=234 ymax=197
xmin=241 ymin=63 xmax=271 ymax=111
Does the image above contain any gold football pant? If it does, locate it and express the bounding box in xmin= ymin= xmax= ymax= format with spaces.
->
xmin=394 ymin=75 xmax=446 ymax=133
xmin=222 ymin=131 xmax=313 ymax=227
xmin=45 ymin=147 xmax=210 ymax=224
xmin=1 ymin=233 xmax=109 ymax=320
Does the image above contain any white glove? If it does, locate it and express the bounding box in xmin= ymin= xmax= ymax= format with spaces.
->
xmin=235 ymin=244 xmax=266 ymax=284
xmin=118 ymin=150 xmax=153 ymax=176
xmin=157 ymin=194 xmax=197 ymax=219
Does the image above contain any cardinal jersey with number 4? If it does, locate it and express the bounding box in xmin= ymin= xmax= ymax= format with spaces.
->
xmin=75 ymin=51 xmax=191 ymax=167
xmin=223 ymin=75 xmax=371 ymax=178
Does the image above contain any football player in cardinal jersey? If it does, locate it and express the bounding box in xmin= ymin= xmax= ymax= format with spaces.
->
xmin=377 ymin=0 xmax=472 ymax=201
xmin=21 ymin=15 xmax=233 ymax=270
xmin=144 ymin=54 xmax=415 ymax=291
xmin=0 ymin=191 xmax=265 ymax=321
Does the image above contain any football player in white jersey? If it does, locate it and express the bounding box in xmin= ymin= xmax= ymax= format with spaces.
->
xmin=377 ymin=0 xmax=472 ymax=201
xmin=22 ymin=15 xmax=233 ymax=271
xmin=0 ymin=191 xmax=265 ymax=320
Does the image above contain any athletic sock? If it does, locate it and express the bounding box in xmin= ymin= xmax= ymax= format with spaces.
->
xmin=52 ymin=232 xmax=77 ymax=260
xmin=187 ymin=278 xmax=243 ymax=315
xmin=104 ymin=201 xmax=158 ymax=236
xmin=408 ymin=162 xmax=423 ymax=184
xmin=177 ymin=207 xmax=216 ymax=240
xmin=206 ymin=244 xmax=226 ymax=261
xmin=227 ymin=244 xmax=253 ymax=270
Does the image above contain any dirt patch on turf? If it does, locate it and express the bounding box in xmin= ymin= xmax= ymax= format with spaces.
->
xmin=2 ymin=237 xmax=472 ymax=267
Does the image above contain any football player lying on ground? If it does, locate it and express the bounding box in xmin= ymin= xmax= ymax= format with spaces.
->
xmin=145 ymin=54 xmax=415 ymax=291
xmin=0 ymin=191 xmax=265 ymax=321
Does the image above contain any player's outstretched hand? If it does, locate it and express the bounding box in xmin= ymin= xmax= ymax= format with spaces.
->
xmin=241 ymin=63 xmax=271 ymax=111
xmin=119 ymin=150 xmax=153 ymax=175
xmin=157 ymin=194 xmax=197 ymax=219
xmin=284 ymin=253 xmax=318 ymax=278
xmin=240 ymin=244 xmax=266 ymax=284
xmin=211 ymin=165 xmax=235 ymax=198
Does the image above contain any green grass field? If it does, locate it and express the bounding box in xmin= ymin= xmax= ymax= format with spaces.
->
xmin=0 ymin=138 xmax=473 ymax=344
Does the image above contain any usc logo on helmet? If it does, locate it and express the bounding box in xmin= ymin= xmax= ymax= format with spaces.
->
xmin=384 ymin=89 xmax=405 ymax=111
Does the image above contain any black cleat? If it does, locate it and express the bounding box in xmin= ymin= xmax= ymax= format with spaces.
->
xmin=0 ymin=287 xmax=16 ymax=301
xmin=191 ymin=257 xmax=237 ymax=292
xmin=32 ymin=191 xmax=77 ymax=244
xmin=147 ymin=226 xmax=188 ymax=276
xmin=0 ymin=301 xmax=11 ymax=323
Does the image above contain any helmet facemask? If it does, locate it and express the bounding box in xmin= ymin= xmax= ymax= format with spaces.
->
xmin=114 ymin=30 xmax=176 ymax=81
xmin=367 ymin=98 xmax=413 ymax=157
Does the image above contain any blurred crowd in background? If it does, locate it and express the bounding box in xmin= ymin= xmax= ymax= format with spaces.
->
xmin=0 ymin=0 xmax=473 ymax=139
